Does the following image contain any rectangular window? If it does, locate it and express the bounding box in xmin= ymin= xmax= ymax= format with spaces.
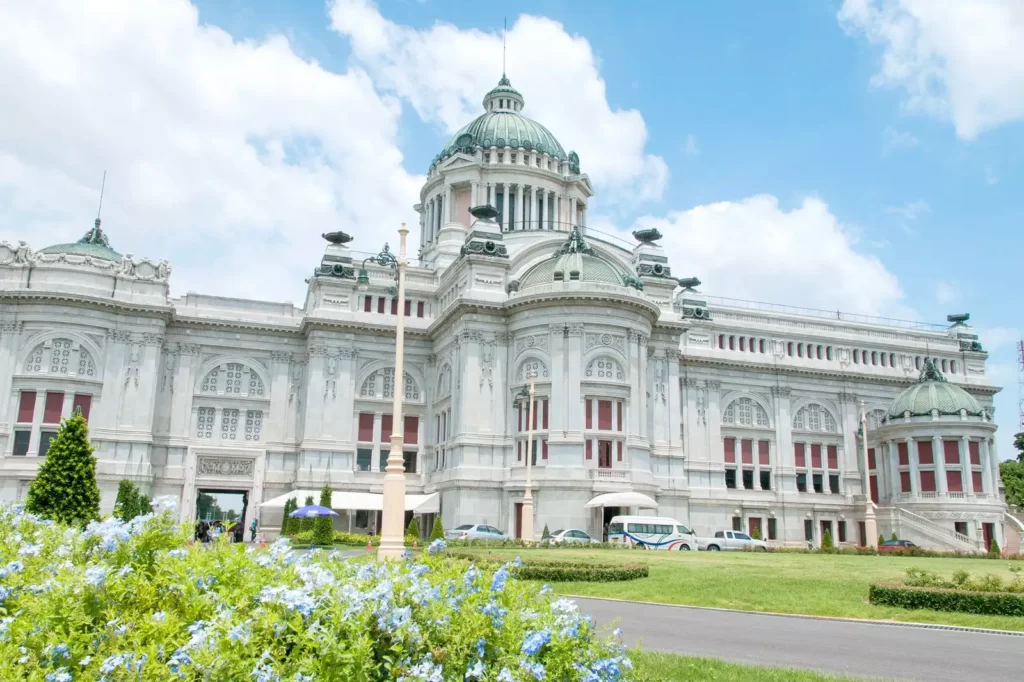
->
xmin=811 ymin=444 xmax=822 ymax=469
xmin=377 ymin=297 xmax=385 ymax=314
xmin=827 ymin=445 xmax=838 ymax=469
xmin=597 ymin=400 xmax=612 ymax=430
xmin=742 ymin=469 xmax=754 ymax=490
xmin=725 ymin=468 xmax=736 ymax=489
xmin=532 ymin=401 xmax=540 ymax=430
xmin=17 ymin=391 xmax=36 ymax=423
xmin=741 ymin=439 xmax=753 ymax=464
xmin=391 ymin=298 xmax=398 ymax=315
xmin=356 ymin=448 xmax=372 ymax=471
xmin=598 ymin=441 xmax=612 ymax=468
xmin=732 ymin=516 xmax=742 ymax=532
xmin=517 ymin=440 xmax=522 ymax=462
xmin=585 ymin=399 xmax=592 ymax=429
xmin=379 ymin=450 xmax=387 ymax=472
xmin=434 ymin=415 xmax=440 ymax=443
xmin=542 ymin=399 xmax=549 ymax=430
xmin=898 ymin=441 xmax=909 ymax=466
xmin=417 ymin=301 xmax=424 ymax=318
xmin=381 ymin=414 xmax=393 ymax=442
xmin=943 ymin=440 xmax=960 ymax=464
xmin=758 ymin=441 xmax=770 ymax=466
xmin=72 ymin=394 xmax=92 ymax=422
xmin=40 ymin=431 xmax=58 ymax=457
xmin=542 ymin=439 xmax=548 ymax=460
xmin=954 ymin=521 xmax=968 ymax=536
xmin=917 ymin=440 xmax=933 ymax=465
xmin=946 ymin=470 xmax=963 ymax=493
xmin=13 ymin=430 xmax=30 ymax=457
xmin=718 ymin=334 xmax=725 ymax=349
xmin=585 ymin=440 xmax=592 ymax=460
xmin=829 ymin=474 xmax=840 ymax=494
xmin=972 ymin=470 xmax=983 ymax=493
xmin=867 ymin=447 xmax=876 ymax=470
xmin=794 ymin=442 xmax=805 ymax=468
xmin=838 ymin=521 xmax=847 ymax=543
xmin=920 ymin=470 xmax=936 ymax=493
xmin=724 ymin=437 xmax=735 ymax=464
xmin=812 ymin=473 xmax=824 ymax=493
xmin=767 ymin=518 xmax=777 ymax=540
xmin=358 ymin=413 xmax=374 ymax=442
xmin=403 ymin=450 xmax=417 ymax=474
xmin=870 ymin=475 xmax=879 ymax=504
xmin=804 ymin=519 xmax=814 ymax=542
xmin=759 ymin=470 xmax=771 ymax=491
xmin=404 ymin=416 xmax=418 ymax=445
xmin=404 ymin=299 xmax=412 ymax=317
xmin=900 ymin=471 xmax=912 ymax=493
xmin=969 ymin=440 xmax=980 ymax=465
xmin=729 ymin=336 xmax=735 ymax=350
xmin=363 ymin=296 xmax=372 ymax=312
xmin=796 ymin=472 xmax=807 ymax=492
xmin=43 ymin=391 xmax=64 ymax=424
xmin=616 ymin=401 xmax=623 ymax=432
xmin=617 ymin=441 xmax=623 ymax=462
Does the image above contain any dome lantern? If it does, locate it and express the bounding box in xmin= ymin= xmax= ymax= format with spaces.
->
xmin=483 ymin=74 xmax=525 ymax=113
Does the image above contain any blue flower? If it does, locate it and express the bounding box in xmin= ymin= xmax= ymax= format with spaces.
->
xmin=84 ymin=564 xmax=108 ymax=588
xmin=428 ymin=539 xmax=446 ymax=554
xmin=521 ymin=659 xmax=546 ymax=680
xmin=152 ymin=611 xmax=167 ymax=623
xmin=465 ymin=659 xmax=485 ymax=680
xmin=490 ymin=565 xmax=509 ymax=592
xmin=521 ymin=630 xmax=551 ymax=657
xmin=44 ymin=668 xmax=71 ymax=682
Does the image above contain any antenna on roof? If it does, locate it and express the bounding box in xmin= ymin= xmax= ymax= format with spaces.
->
xmin=95 ymin=170 xmax=107 ymax=228
xmin=502 ymin=17 xmax=507 ymax=75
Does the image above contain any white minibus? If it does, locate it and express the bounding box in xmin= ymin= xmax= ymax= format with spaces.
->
xmin=606 ymin=515 xmax=697 ymax=550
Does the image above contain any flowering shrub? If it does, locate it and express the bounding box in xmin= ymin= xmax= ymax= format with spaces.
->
xmin=0 ymin=502 xmax=635 ymax=681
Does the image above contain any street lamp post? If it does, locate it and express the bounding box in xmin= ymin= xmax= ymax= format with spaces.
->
xmin=359 ymin=225 xmax=409 ymax=561
xmin=513 ymin=373 xmax=536 ymax=542
xmin=860 ymin=400 xmax=878 ymax=548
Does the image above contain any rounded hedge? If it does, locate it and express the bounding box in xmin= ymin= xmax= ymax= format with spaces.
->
xmin=450 ymin=552 xmax=649 ymax=582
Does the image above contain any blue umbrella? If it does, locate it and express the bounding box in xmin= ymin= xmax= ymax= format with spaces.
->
xmin=289 ymin=504 xmax=339 ymax=518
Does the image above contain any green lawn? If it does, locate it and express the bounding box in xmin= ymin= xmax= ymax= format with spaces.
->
xmin=462 ymin=548 xmax=1024 ymax=631
xmin=630 ymin=651 xmax=854 ymax=682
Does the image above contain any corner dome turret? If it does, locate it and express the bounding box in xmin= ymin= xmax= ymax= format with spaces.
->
xmin=519 ymin=228 xmax=643 ymax=290
xmin=37 ymin=219 xmax=122 ymax=261
xmin=886 ymin=359 xmax=985 ymax=420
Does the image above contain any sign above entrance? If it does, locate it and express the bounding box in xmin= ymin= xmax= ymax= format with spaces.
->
xmin=197 ymin=457 xmax=254 ymax=478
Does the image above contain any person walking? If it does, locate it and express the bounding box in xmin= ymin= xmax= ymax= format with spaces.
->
xmin=249 ymin=519 xmax=258 ymax=543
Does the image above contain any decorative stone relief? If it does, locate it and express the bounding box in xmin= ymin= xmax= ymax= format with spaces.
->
xmin=566 ymin=323 xmax=584 ymax=337
xmin=324 ymin=354 xmax=338 ymax=399
xmin=125 ymin=343 xmax=141 ymax=387
xmin=160 ymin=347 xmax=179 ymax=393
xmin=0 ymin=321 xmax=23 ymax=334
xmin=771 ymin=340 xmax=786 ymax=359
xmin=770 ymin=386 xmax=791 ymax=398
xmin=307 ymin=345 xmax=328 ymax=358
xmin=479 ymin=337 xmax=495 ymax=389
xmin=695 ymin=382 xmax=709 ymax=425
xmin=106 ymin=330 xmax=132 ymax=344
xmin=142 ymin=333 xmax=163 ymax=346
xmin=515 ymin=333 xmax=549 ymax=356
xmin=270 ymin=351 xmax=291 ymax=363
xmin=653 ymin=359 xmax=666 ymax=403
xmin=584 ymin=333 xmax=625 ymax=354
xmin=179 ymin=343 xmax=201 ymax=356
xmin=196 ymin=457 xmax=254 ymax=478
xmin=288 ymin=361 xmax=305 ymax=403
xmin=837 ymin=348 xmax=851 ymax=367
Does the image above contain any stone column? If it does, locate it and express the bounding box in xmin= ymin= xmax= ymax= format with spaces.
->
xmin=444 ymin=185 xmax=452 ymax=224
xmin=515 ymin=184 xmax=524 ymax=231
xmin=426 ymin=199 xmax=434 ymax=243
xmin=539 ymin=190 xmax=546 ymax=230
xmin=566 ymin=324 xmax=584 ymax=435
xmin=581 ymin=204 xmax=587 ymax=228
xmin=887 ymin=441 xmax=900 ymax=501
xmin=960 ymin=436 xmax=974 ymax=495
xmin=487 ymin=183 xmax=494 ymax=208
xmin=907 ymin=438 xmax=920 ymax=497
xmin=570 ymin=197 xmax=578 ymax=227
xmin=933 ymin=435 xmax=947 ymax=495
xmin=982 ymin=438 xmax=995 ymax=496
xmin=266 ymin=351 xmax=291 ymax=444
xmin=171 ymin=344 xmax=201 ymax=437
xmin=531 ymin=186 xmax=539 ymax=230
xmin=470 ymin=180 xmax=479 ymax=208
xmin=555 ymin=194 xmax=562 ymax=231
xmin=666 ymin=349 xmax=682 ymax=453
xmin=771 ymin=387 xmax=793 ymax=490
xmin=489 ymin=146 xmax=497 ymax=164
xmin=501 ymin=184 xmax=511 ymax=232
xmin=548 ymin=324 xmax=566 ymax=433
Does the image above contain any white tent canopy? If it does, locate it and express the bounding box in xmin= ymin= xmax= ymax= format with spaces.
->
xmin=584 ymin=492 xmax=658 ymax=509
xmin=260 ymin=490 xmax=438 ymax=514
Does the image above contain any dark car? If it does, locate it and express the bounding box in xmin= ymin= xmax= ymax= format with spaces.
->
xmin=878 ymin=539 xmax=916 ymax=553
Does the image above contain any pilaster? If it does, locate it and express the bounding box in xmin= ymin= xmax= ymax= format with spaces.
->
xmin=566 ymin=323 xmax=584 ymax=434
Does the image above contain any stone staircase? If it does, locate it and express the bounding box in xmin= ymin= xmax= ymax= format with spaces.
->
xmin=894 ymin=507 xmax=978 ymax=553
xmin=1005 ymin=512 xmax=1024 ymax=556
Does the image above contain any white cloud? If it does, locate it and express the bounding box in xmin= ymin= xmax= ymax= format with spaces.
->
xmin=881 ymin=126 xmax=920 ymax=153
xmin=934 ymin=282 xmax=959 ymax=305
xmin=978 ymin=326 xmax=1021 ymax=353
xmin=328 ymin=0 xmax=668 ymax=203
xmin=626 ymin=195 xmax=907 ymax=316
xmin=683 ymin=135 xmax=700 ymax=156
xmin=839 ymin=0 xmax=1024 ymax=140
xmin=0 ymin=0 xmax=422 ymax=303
xmin=885 ymin=199 xmax=930 ymax=221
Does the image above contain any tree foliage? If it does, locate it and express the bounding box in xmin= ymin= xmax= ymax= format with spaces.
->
xmin=429 ymin=516 xmax=445 ymax=541
xmin=281 ymin=497 xmax=297 ymax=536
xmin=25 ymin=413 xmax=100 ymax=526
xmin=1002 ymin=460 xmax=1024 ymax=508
xmin=406 ymin=517 xmax=420 ymax=539
xmin=312 ymin=486 xmax=334 ymax=546
xmin=1013 ymin=431 xmax=1024 ymax=461
xmin=300 ymin=495 xmax=316 ymax=534
xmin=750 ymin=526 xmax=762 ymax=540
xmin=113 ymin=480 xmax=150 ymax=522
xmin=891 ymin=532 xmax=898 ymax=541
xmin=821 ymin=529 xmax=834 ymax=550
xmin=541 ymin=524 xmax=551 ymax=541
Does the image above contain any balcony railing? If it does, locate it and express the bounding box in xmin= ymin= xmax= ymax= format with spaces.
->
xmin=588 ymin=469 xmax=630 ymax=481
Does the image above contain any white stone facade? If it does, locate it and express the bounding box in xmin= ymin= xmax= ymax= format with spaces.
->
xmin=0 ymin=80 xmax=1008 ymax=551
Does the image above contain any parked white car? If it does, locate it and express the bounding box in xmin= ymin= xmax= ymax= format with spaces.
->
xmin=697 ymin=530 xmax=768 ymax=551
xmin=547 ymin=529 xmax=596 ymax=544
xmin=445 ymin=524 xmax=506 ymax=541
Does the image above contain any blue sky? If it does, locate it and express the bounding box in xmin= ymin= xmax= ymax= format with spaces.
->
xmin=2 ymin=0 xmax=1022 ymax=455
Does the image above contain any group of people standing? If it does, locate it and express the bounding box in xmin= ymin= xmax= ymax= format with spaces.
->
xmin=194 ymin=519 xmax=258 ymax=544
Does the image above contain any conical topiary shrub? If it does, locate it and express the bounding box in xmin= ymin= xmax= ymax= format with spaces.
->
xmin=430 ymin=517 xmax=445 ymax=542
xmin=822 ymin=529 xmax=834 ymax=550
xmin=312 ymin=486 xmax=334 ymax=546
xmin=113 ymin=480 xmax=140 ymax=522
xmin=281 ymin=497 xmax=297 ymax=536
xmin=989 ymin=538 xmax=1001 ymax=556
xmin=300 ymin=496 xmax=315 ymax=534
xmin=878 ymin=534 xmax=885 ymax=547
xmin=542 ymin=524 xmax=551 ymax=541
xmin=891 ymin=532 xmax=898 ymax=541
xmin=406 ymin=517 xmax=420 ymax=540
xmin=25 ymin=412 xmax=100 ymax=526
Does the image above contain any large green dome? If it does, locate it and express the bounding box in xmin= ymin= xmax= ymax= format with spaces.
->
xmin=38 ymin=220 xmax=122 ymax=261
xmin=433 ymin=75 xmax=568 ymax=168
xmin=887 ymin=360 xmax=985 ymax=419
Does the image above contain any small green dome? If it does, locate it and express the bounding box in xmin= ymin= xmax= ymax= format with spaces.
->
xmin=887 ymin=360 xmax=984 ymax=419
xmin=519 ymin=228 xmax=641 ymax=290
xmin=38 ymin=220 xmax=121 ymax=261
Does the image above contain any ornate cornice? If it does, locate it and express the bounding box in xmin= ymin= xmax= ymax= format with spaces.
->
xmin=179 ymin=343 xmax=201 ymax=356
xmin=270 ymin=350 xmax=291 ymax=363
xmin=0 ymin=320 xmax=23 ymax=334
xmin=106 ymin=330 xmax=132 ymax=344
xmin=567 ymin=323 xmax=584 ymax=337
xmin=141 ymin=332 xmax=163 ymax=347
xmin=307 ymin=344 xmax=328 ymax=358
xmin=770 ymin=386 xmax=792 ymax=398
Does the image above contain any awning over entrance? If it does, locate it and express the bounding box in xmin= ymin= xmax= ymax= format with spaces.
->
xmin=584 ymin=491 xmax=658 ymax=509
xmin=260 ymin=490 xmax=438 ymax=514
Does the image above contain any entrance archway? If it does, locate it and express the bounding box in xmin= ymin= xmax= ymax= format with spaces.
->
xmin=196 ymin=488 xmax=249 ymax=537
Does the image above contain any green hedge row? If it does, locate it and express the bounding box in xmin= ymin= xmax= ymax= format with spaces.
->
xmin=869 ymin=581 xmax=1024 ymax=616
xmin=443 ymin=538 xmax=643 ymax=551
xmin=290 ymin=530 xmax=419 ymax=546
xmin=449 ymin=552 xmax=649 ymax=582
xmin=768 ymin=546 xmax=1023 ymax=560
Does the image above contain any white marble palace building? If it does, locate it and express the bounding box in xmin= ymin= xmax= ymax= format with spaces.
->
xmin=0 ymin=76 xmax=1012 ymax=551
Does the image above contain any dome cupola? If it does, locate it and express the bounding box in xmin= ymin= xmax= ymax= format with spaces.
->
xmin=518 ymin=228 xmax=643 ymax=290
xmin=483 ymin=73 xmax=525 ymax=113
xmin=886 ymin=359 xmax=985 ymax=420
xmin=37 ymin=219 xmax=122 ymax=261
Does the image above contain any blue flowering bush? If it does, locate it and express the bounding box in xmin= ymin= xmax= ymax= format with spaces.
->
xmin=0 ymin=504 xmax=635 ymax=681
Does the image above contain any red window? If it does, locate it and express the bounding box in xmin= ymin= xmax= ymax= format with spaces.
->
xmin=867 ymin=447 xmax=876 ymax=470
xmin=442 ymin=411 xmax=447 ymax=440
xmin=900 ymin=471 xmax=912 ymax=493
xmin=585 ymin=440 xmax=593 ymax=460
xmin=811 ymin=444 xmax=822 ymax=469
xmin=517 ymin=404 xmax=523 ymax=432
xmin=724 ymin=437 xmax=736 ymax=464
xmin=827 ymin=445 xmax=838 ymax=469
xmin=43 ymin=392 xmax=64 ymax=424
xmin=404 ymin=300 xmax=412 ymax=316
xmin=869 ymin=475 xmax=879 ymax=504
xmin=758 ymin=441 xmax=770 ymax=466
xmin=391 ymin=298 xmax=398 ymax=315
xmin=972 ymin=470 xmax=983 ymax=492
xmin=381 ymin=414 xmax=393 ymax=440
xmin=358 ymin=413 xmax=374 ymax=442
xmin=585 ymin=399 xmax=592 ymax=429
xmin=517 ymin=441 xmax=522 ymax=462
xmin=542 ymin=440 xmax=548 ymax=460
xmin=898 ymin=441 xmax=909 ymax=466
xmin=377 ymin=297 xmax=385 ymax=314
xmin=364 ymin=296 xmax=372 ymax=312
xmin=597 ymin=400 xmax=612 ymax=430
xmin=943 ymin=440 xmax=960 ymax=465
xmin=741 ymin=439 xmax=753 ymax=464
xmin=919 ymin=470 xmax=936 ymax=493
xmin=917 ymin=440 xmax=933 ymax=465
xmin=616 ymin=401 xmax=623 ymax=432
xmin=946 ymin=470 xmax=963 ymax=493
xmin=617 ymin=441 xmax=623 ymax=461
xmin=17 ymin=391 xmax=36 ymax=423
xmin=404 ymin=416 xmax=418 ymax=445
xmin=417 ymin=301 xmax=424 ymax=318
xmin=542 ymin=399 xmax=549 ymax=429
xmin=794 ymin=443 xmax=805 ymax=468
xmin=969 ymin=440 xmax=980 ymax=465
xmin=72 ymin=394 xmax=92 ymax=422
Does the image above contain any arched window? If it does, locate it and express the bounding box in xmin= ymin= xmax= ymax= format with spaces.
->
xmin=360 ymin=368 xmax=420 ymax=401
xmin=436 ymin=364 xmax=452 ymax=398
xmin=793 ymin=403 xmax=837 ymax=433
xmin=516 ymin=359 xmax=549 ymax=383
xmin=585 ymin=356 xmax=623 ymax=381
xmin=199 ymin=362 xmax=266 ymax=398
xmin=723 ymin=397 xmax=770 ymax=427
xmin=23 ymin=338 xmax=96 ymax=378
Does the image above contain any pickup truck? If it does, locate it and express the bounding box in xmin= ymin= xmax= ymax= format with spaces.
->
xmin=696 ymin=530 xmax=768 ymax=551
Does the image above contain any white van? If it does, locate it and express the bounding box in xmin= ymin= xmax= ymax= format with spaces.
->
xmin=606 ymin=515 xmax=697 ymax=551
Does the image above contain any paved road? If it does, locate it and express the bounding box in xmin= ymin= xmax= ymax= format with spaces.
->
xmin=575 ymin=597 xmax=1023 ymax=681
